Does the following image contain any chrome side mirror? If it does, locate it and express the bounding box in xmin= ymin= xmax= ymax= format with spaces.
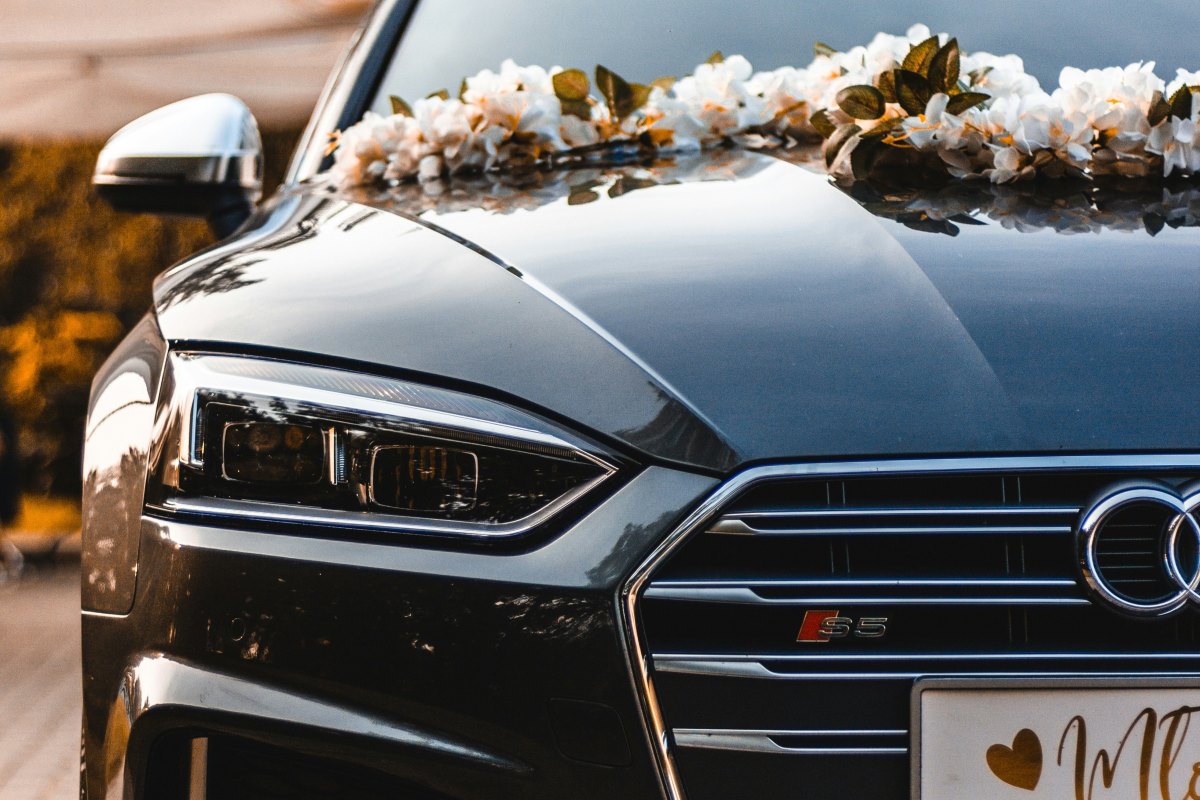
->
xmin=93 ymin=94 xmax=263 ymax=237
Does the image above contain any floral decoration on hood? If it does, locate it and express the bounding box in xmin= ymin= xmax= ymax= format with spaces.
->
xmin=328 ymin=25 xmax=1200 ymax=188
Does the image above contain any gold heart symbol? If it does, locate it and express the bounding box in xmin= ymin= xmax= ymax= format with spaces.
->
xmin=986 ymin=728 xmax=1043 ymax=791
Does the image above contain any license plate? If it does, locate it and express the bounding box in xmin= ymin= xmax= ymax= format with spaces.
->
xmin=913 ymin=679 xmax=1200 ymax=800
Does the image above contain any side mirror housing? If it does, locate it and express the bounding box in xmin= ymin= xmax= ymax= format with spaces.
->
xmin=93 ymin=94 xmax=263 ymax=237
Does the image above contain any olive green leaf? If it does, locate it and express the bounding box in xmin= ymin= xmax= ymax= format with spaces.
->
xmin=836 ymin=85 xmax=886 ymax=120
xmin=560 ymin=99 xmax=592 ymax=119
xmin=1148 ymin=90 xmax=1172 ymax=127
xmin=596 ymin=64 xmax=637 ymax=120
xmin=651 ymin=76 xmax=677 ymax=92
xmin=967 ymin=66 xmax=993 ymax=86
xmin=824 ymin=123 xmax=861 ymax=168
xmin=1169 ymin=85 xmax=1198 ymax=119
xmin=875 ymin=69 xmax=898 ymax=102
xmin=426 ymin=89 xmax=450 ymax=101
xmin=458 ymin=78 xmax=469 ymax=101
xmin=860 ymin=119 xmax=898 ymax=140
xmin=630 ymin=83 xmax=653 ymax=113
xmin=895 ymin=70 xmax=933 ymax=116
xmin=945 ymin=91 xmax=990 ymax=115
xmin=927 ymin=39 xmax=960 ymax=94
xmin=568 ymin=178 xmax=604 ymax=205
xmin=389 ymin=95 xmax=413 ymax=116
xmin=568 ymin=189 xmax=599 ymax=205
xmin=706 ymin=51 xmax=725 ymax=65
xmin=902 ymin=36 xmax=941 ymax=76
xmin=813 ymin=41 xmax=838 ymax=58
xmin=553 ymin=69 xmax=590 ymax=101
xmin=809 ymin=108 xmax=837 ymax=139
xmin=608 ymin=175 xmax=659 ymax=199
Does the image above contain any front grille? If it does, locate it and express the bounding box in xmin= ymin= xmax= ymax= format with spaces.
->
xmin=628 ymin=458 xmax=1200 ymax=800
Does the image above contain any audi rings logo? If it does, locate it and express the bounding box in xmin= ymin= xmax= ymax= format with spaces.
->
xmin=1079 ymin=484 xmax=1200 ymax=618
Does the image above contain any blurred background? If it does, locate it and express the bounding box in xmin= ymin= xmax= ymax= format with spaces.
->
xmin=0 ymin=1 xmax=368 ymax=795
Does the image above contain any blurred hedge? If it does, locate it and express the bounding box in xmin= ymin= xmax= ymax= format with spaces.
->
xmin=0 ymin=129 xmax=302 ymax=498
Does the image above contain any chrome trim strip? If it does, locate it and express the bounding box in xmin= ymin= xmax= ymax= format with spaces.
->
xmin=618 ymin=454 xmax=1200 ymax=800
xmin=729 ymin=506 xmax=1079 ymax=518
xmin=672 ymin=729 xmax=907 ymax=756
xmin=654 ymin=651 xmax=1200 ymax=662
xmin=709 ymin=520 xmax=1073 ymax=536
xmin=641 ymin=586 xmax=1086 ymax=605
xmin=649 ymin=579 xmax=1079 ymax=588
xmin=158 ymin=494 xmax=596 ymax=538
xmin=652 ymin=660 xmax=1200 ymax=681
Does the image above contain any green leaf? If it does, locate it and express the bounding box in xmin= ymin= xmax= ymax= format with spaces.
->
xmin=1148 ymin=90 xmax=1172 ymax=127
xmin=426 ymin=89 xmax=450 ymax=101
xmin=630 ymin=83 xmax=653 ymax=112
xmin=596 ymin=64 xmax=639 ymax=120
xmin=902 ymin=36 xmax=941 ymax=76
xmin=895 ymin=69 xmax=933 ymax=116
xmin=651 ymin=76 xmax=677 ymax=92
xmin=1169 ymin=85 xmax=1198 ymax=119
xmin=809 ymin=108 xmax=837 ymax=139
xmin=927 ymin=39 xmax=960 ymax=94
xmin=836 ymin=85 xmax=886 ymax=120
xmin=875 ymin=70 xmax=898 ymax=102
xmin=945 ymin=91 xmax=990 ymax=115
xmin=824 ymin=123 xmax=861 ymax=168
xmin=967 ymin=66 xmax=993 ymax=86
xmin=568 ymin=189 xmax=599 ymax=206
xmin=706 ymin=51 xmax=725 ymax=65
xmin=860 ymin=120 xmax=898 ymax=140
xmin=389 ymin=95 xmax=413 ymax=116
xmin=553 ymin=69 xmax=590 ymax=102
xmin=560 ymin=98 xmax=592 ymax=119
xmin=813 ymin=41 xmax=838 ymax=58
xmin=458 ymin=78 xmax=469 ymax=101
xmin=608 ymin=175 xmax=659 ymax=199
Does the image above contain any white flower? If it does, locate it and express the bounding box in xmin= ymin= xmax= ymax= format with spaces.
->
xmin=901 ymin=93 xmax=953 ymax=149
xmin=1167 ymin=69 xmax=1200 ymax=99
xmin=960 ymin=52 xmax=1041 ymax=98
xmin=330 ymin=112 xmax=421 ymax=186
xmin=658 ymin=55 xmax=769 ymax=144
xmin=461 ymin=59 xmax=565 ymax=154
xmin=1147 ymin=116 xmax=1199 ymax=176
xmin=747 ymin=66 xmax=819 ymax=134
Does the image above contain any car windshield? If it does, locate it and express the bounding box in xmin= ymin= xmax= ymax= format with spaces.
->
xmin=371 ymin=0 xmax=1200 ymax=113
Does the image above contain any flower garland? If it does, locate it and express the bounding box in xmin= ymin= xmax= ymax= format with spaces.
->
xmin=329 ymin=25 xmax=1200 ymax=188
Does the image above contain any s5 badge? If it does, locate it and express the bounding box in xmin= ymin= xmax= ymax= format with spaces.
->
xmin=796 ymin=609 xmax=888 ymax=642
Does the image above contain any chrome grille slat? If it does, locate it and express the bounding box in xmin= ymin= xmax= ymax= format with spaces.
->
xmin=708 ymin=520 xmax=1074 ymax=536
xmin=643 ymin=586 xmax=1088 ymax=605
xmin=730 ymin=506 xmax=1079 ymax=518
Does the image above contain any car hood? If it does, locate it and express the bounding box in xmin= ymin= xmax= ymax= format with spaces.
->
xmin=154 ymin=151 xmax=1200 ymax=473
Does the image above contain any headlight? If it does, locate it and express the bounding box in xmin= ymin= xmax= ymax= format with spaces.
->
xmin=145 ymin=353 xmax=620 ymax=538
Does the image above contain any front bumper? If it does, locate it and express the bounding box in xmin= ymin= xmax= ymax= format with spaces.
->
xmin=81 ymin=466 xmax=718 ymax=800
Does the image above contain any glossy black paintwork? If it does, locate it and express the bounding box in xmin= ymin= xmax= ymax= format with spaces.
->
xmin=80 ymin=467 xmax=718 ymax=799
xmin=155 ymin=153 xmax=1200 ymax=467
xmin=81 ymin=314 xmax=166 ymax=614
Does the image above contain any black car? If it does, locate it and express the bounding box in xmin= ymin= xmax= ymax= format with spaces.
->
xmin=81 ymin=2 xmax=1200 ymax=799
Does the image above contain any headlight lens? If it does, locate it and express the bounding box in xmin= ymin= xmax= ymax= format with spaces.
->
xmin=145 ymin=353 xmax=619 ymax=537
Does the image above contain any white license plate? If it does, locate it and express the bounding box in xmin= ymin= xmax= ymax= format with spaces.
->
xmin=913 ymin=679 xmax=1200 ymax=800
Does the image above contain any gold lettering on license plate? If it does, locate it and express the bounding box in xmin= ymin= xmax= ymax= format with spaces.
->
xmin=986 ymin=706 xmax=1200 ymax=798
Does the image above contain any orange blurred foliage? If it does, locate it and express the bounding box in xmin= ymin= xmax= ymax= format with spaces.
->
xmin=0 ymin=131 xmax=299 ymax=496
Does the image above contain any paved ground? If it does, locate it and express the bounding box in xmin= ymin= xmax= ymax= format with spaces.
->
xmin=0 ymin=567 xmax=81 ymax=799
